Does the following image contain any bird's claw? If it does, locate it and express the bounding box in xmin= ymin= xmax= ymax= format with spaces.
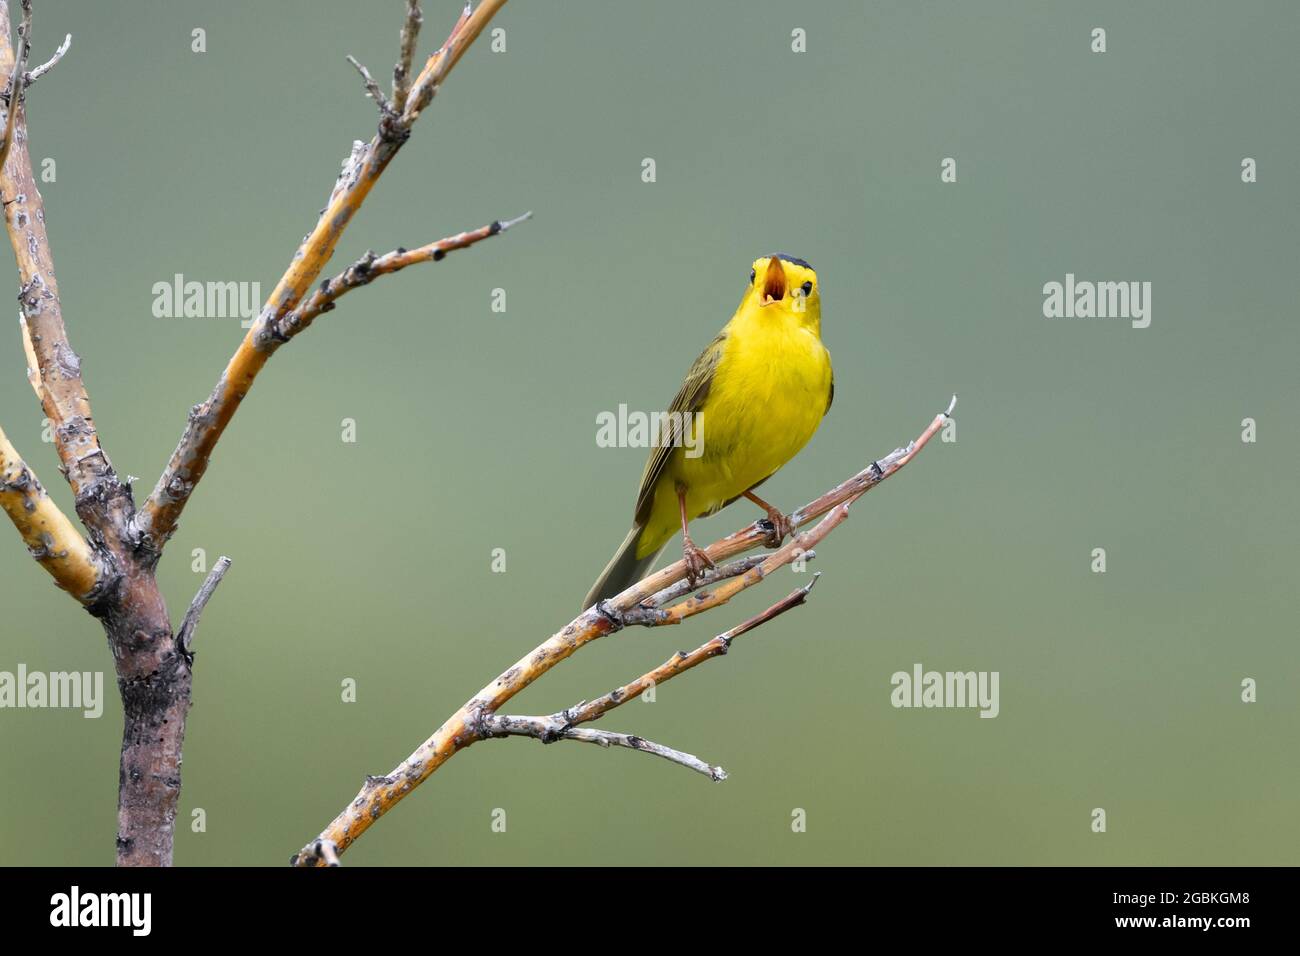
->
xmin=682 ymin=540 xmax=715 ymax=588
xmin=757 ymin=509 xmax=794 ymax=548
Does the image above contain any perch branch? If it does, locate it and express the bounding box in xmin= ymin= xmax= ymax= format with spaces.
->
xmin=291 ymin=396 xmax=955 ymax=866
xmin=632 ymin=552 xmax=783 ymax=611
xmin=177 ymin=555 xmax=232 ymax=660
xmin=138 ymin=0 xmax=510 ymax=553
xmin=0 ymin=421 xmax=99 ymax=599
xmin=274 ymin=211 xmax=530 ymax=341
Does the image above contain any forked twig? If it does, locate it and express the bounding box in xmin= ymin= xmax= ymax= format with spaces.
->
xmin=487 ymin=576 xmax=822 ymax=780
xmin=139 ymin=0 xmax=512 ymax=552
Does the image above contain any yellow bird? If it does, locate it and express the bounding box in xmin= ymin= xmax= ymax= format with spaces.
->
xmin=583 ymin=254 xmax=833 ymax=611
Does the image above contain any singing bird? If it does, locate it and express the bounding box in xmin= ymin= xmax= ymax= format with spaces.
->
xmin=582 ymin=254 xmax=833 ymax=611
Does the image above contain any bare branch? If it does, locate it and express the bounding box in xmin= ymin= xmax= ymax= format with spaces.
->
xmin=391 ymin=0 xmax=423 ymax=114
xmin=403 ymin=1 xmax=492 ymax=123
xmin=138 ymin=0 xmax=512 ymax=553
xmin=630 ymin=552 xmax=804 ymax=613
xmin=574 ymin=577 xmax=820 ymax=728
xmin=0 ymin=0 xmax=191 ymax=868
xmin=0 ymin=421 xmax=100 ymax=600
xmin=276 ymin=211 xmax=530 ymax=340
xmin=482 ymin=578 xmax=820 ymax=782
xmin=346 ymin=54 xmax=393 ymax=118
xmin=292 ymin=398 xmax=955 ymax=865
xmin=0 ymin=0 xmax=30 ymax=174
xmin=484 ymin=715 xmax=728 ymax=781
xmin=177 ymin=556 xmax=232 ymax=660
xmin=0 ymin=2 xmax=127 ymax=549
xmin=22 ymin=29 xmax=66 ymax=86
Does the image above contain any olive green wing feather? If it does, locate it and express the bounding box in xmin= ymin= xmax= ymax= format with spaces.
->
xmin=632 ymin=331 xmax=726 ymax=527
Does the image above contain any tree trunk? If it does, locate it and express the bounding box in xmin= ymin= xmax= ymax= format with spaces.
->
xmin=100 ymin=568 xmax=188 ymax=866
xmin=0 ymin=1 xmax=192 ymax=866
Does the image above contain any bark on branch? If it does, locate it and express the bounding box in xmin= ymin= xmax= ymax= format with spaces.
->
xmin=292 ymin=397 xmax=956 ymax=866
xmin=0 ymin=422 xmax=99 ymax=598
xmin=0 ymin=3 xmax=127 ymax=554
xmin=391 ymin=0 xmax=424 ymax=115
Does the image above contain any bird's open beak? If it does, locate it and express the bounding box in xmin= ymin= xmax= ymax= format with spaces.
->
xmin=760 ymin=256 xmax=785 ymax=306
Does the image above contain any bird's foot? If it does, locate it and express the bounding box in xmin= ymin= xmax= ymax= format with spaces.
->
xmin=682 ymin=539 xmax=716 ymax=587
xmin=757 ymin=507 xmax=795 ymax=549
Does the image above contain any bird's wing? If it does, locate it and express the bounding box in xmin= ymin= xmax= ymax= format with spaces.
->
xmin=632 ymin=331 xmax=726 ymax=526
xmin=825 ymin=371 xmax=834 ymax=415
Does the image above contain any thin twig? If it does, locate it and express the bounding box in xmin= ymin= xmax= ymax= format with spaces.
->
xmin=484 ymin=715 xmax=728 ymax=781
xmin=291 ymin=398 xmax=955 ymax=866
xmin=177 ymin=556 xmax=232 ymax=658
xmin=485 ymin=577 xmax=821 ymax=784
xmin=0 ymin=0 xmax=32 ymax=174
xmin=402 ymin=1 xmax=488 ymax=123
xmin=276 ymin=210 xmax=530 ymax=340
xmin=391 ymin=0 xmax=423 ymax=114
xmin=569 ymin=577 xmax=820 ymax=729
xmin=23 ymin=30 xmax=67 ymax=86
xmin=346 ymin=54 xmax=394 ymax=118
xmin=632 ymin=551 xmax=808 ymax=612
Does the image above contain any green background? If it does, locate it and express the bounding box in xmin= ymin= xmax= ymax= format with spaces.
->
xmin=1 ymin=0 xmax=1296 ymax=866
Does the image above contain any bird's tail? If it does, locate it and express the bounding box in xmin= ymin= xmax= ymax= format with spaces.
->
xmin=582 ymin=525 xmax=664 ymax=612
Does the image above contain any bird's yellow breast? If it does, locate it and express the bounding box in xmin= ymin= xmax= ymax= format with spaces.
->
xmin=639 ymin=307 xmax=832 ymax=555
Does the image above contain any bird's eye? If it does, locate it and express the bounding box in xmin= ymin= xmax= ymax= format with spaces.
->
xmin=801 ymin=281 xmax=813 ymax=295
xmin=749 ymin=269 xmax=756 ymax=284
